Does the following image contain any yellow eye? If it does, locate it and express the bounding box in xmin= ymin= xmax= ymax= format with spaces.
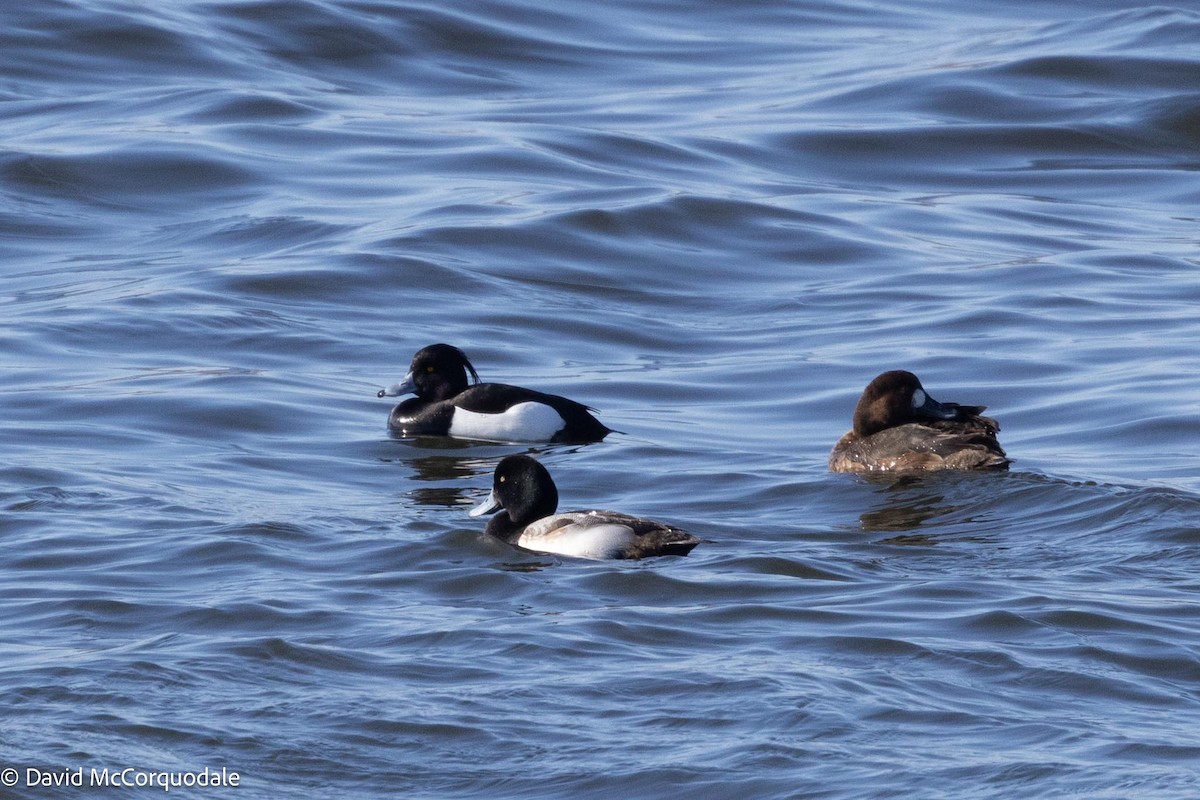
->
xmin=426 ymin=366 xmax=435 ymax=373
xmin=499 ymin=476 xmax=506 ymax=483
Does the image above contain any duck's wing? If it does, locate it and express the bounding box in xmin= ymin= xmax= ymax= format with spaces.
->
xmin=517 ymin=511 xmax=700 ymax=559
xmin=515 ymin=513 xmax=637 ymax=560
xmin=941 ymin=405 xmax=1000 ymax=434
xmin=453 ymin=384 xmax=612 ymax=442
xmin=452 ymin=383 xmax=589 ymax=415
xmin=830 ymin=419 xmax=1008 ymax=473
xmin=927 ymin=414 xmax=1008 ymax=469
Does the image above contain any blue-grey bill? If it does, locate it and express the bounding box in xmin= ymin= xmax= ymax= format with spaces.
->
xmin=469 ymin=489 xmax=501 ymax=517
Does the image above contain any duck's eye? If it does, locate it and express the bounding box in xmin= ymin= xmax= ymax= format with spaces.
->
xmin=426 ymin=365 xmax=435 ymax=373
xmin=499 ymin=475 xmax=506 ymax=483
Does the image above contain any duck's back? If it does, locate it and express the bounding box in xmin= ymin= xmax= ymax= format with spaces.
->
xmin=453 ymin=383 xmax=612 ymax=443
xmin=830 ymin=414 xmax=1008 ymax=473
xmin=515 ymin=510 xmax=700 ymax=559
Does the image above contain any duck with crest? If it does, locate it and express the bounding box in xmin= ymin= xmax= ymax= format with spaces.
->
xmin=378 ymin=344 xmax=613 ymax=443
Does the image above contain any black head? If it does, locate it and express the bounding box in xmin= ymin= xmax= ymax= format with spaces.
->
xmin=403 ymin=343 xmax=481 ymax=401
xmin=851 ymin=370 xmax=958 ymax=437
xmin=469 ymin=454 xmax=559 ymax=528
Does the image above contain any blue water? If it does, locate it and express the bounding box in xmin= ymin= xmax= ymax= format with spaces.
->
xmin=3 ymin=1 xmax=1200 ymax=797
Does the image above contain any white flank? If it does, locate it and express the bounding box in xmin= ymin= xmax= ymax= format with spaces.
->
xmin=518 ymin=519 xmax=638 ymax=560
xmin=447 ymin=402 xmax=565 ymax=442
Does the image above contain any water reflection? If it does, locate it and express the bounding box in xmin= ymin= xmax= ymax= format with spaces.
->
xmin=855 ymin=475 xmax=952 ymax=534
xmin=406 ymin=486 xmax=471 ymax=507
xmin=381 ymin=437 xmax=593 ymax=507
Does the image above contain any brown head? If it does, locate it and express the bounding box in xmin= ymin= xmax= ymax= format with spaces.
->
xmin=851 ymin=370 xmax=960 ymax=437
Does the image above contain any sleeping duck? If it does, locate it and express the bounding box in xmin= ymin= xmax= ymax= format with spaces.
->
xmin=829 ymin=370 xmax=1009 ymax=473
xmin=378 ymin=344 xmax=613 ymax=443
xmin=469 ymin=455 xmax=701 ymax=560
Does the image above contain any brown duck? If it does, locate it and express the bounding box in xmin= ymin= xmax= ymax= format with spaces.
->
xmin=829 ymin=370 xmax=1009 ymax=473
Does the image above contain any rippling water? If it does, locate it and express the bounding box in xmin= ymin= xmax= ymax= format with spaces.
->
xmin=3 ymin=0 xmax=1200 ymax=797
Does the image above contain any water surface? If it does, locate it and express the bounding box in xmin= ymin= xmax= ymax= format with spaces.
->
xmin=2 ymin=1 xmax=1199 ymax=797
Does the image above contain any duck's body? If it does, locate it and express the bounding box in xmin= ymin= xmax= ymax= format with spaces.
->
xmin=470 ymin=455 xmax=701 ymax=560
xmin=829 ymin=370 xmax=1008 ymax=473
xmin=378 ymin=344 xmax=612 ymax=444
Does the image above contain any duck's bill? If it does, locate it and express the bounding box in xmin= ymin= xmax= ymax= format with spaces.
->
xmin=469 ymin=489 xmax=502 ymax=517
xmin=377 ymin=372 xmax=416 ymax=398
xmin=914 ymin=388 xmax=958 ymax=420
